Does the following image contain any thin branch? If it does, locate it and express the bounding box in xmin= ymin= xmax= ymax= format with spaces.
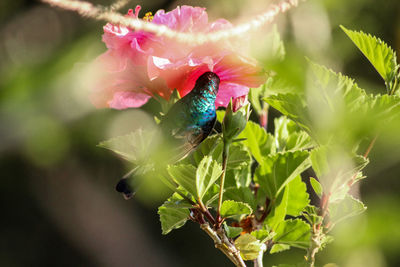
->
xmin=363 ymin=135 xmax=378 ymax=159
xmin=200 ymin=223 xmax=246 ymax=267
xmin=42 ymin=0 xmax=303 ymax=45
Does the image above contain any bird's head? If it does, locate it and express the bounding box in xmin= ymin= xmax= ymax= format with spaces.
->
xmin=193 ymin=72 xmax=220 ymax=97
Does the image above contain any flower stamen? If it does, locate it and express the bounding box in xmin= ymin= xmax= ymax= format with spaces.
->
xmin=143 ymin=12 xmax=153 ymax=22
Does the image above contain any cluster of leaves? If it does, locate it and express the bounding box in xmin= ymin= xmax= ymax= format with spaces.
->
xmin=99 ymin=26 xmax=400 ymax=266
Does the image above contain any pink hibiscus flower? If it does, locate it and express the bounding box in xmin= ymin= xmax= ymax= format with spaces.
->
xmin=91 ymin=5 xmax=266 ymax=109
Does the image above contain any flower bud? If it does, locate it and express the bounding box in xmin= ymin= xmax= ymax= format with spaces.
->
xmin=222 ymin=96 xmax=251 ymax=143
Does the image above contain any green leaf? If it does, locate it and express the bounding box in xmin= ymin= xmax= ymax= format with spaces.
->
xmin=365 ymin=94 xmax=400 ymax=122
xmin=341 ymin=25 xmax=398 ymax=83
xmin=255 ymin=151 xmax=311 ymax=199
xmin=262 ymin=24 xmax=286 ymax=62
xmin=310 ymin=146 xmax=329 ymax=178
xmin=285 ymin=132 xmax=314 ymax=152
xmin=98 ymin=129 xmax=161 ymax=163
xmin=162 ymin=193 xmax=193 ymax=209
xmin=234 ymin=234 xmax=263 ymax=260
xmin=224 ymin=187 xmax=257 ymax=211
xmin=202 ymin=184 xmax=220 ymax=207
xmin=189 ymin=136 xmax=251 ymax=173
xmin=189 ymin=135 xmax=222 ymax=165
xmin=196 ymin=156 xmax=223 ymax=200
xmin=311 ymin=146 xmax=369 ymax=198
xmin=270 ymin=244 xmax=290 ymax=254
xmin=273 ymin=219 xmax=311 ymax=249
xmin=265 ymin=93 xmax=312 ymax=134
xmin=274 ymin=116 xmax=314 ymax=152
xmin=286 ymin=175 xmax=310 ymax=216
xmin=308 ymin=61 xmax=366 ymax=111
xmin=216 ymin=110 xmax=225 ymax=123
xmin=251 ymin=228 xmax=275 ymax=243
xmin=265 ymin=75 xmax=299 ymax=96
xmin=220 ymin=200 xmax=253 ymax=218
xmin=249 ymin=77 xmax=297 ymax=115
xmin=274 ymin=116 xmax=298 ymax=148
xmin=329 ymin=194 xmax=367 ymax=225
xmin=158 ymin=202 xmax=189 ymax=235
xmin=167 ymin=164 xmax=197 ymax=198
xmin=248 ymin=85 xmax=266 ymax=115
xmin=302 ymin=205 xmax=323 ymax=226
xmin=223 ymin=222 xmax=243 ymax=238
xmin=226 ymin=144 xmax=252 ymax=170
xmin=237 ymin=121 xmax=275 ymax=163
xmin=310 ymin=177 xmax=323 ymax=197
xmin=265 ymin=186 xmax=289 ymax=229
xmin=225 ymin=163 xmax=252 ymax=188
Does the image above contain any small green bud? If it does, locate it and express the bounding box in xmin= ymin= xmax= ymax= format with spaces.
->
xmin=222 ymin=96 xmax=251 ymax=143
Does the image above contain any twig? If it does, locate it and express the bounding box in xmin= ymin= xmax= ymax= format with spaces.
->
xmin=42 ymin=0 xmax=303 ymax=45
xmin=363 ymin=135 xmax=378 ymax=159
xmin=200 ymin=223 xmax=246 ymax=267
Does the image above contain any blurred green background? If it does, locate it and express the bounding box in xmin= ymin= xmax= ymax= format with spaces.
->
xmin=1 ymin=0 xmax=400 ymax=266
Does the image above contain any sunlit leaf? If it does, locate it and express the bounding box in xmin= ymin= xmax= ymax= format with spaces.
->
xmin=274 ymin=116 xmax=314 ymax=152
xmin=255 ymin=151 xmax=311 ymax=199
xmin=341 ymin=25 xmax=398 ymax=83
xmin=225 ymin=163 xmax=252 ymax=188
xmin=167 ymin=164 xmax=197 ymax=198
xmin=220 ymin=200 xmax=253 ymax=218
xmin=189 ymin=136 xmax=251 ymax=172
xmin=302 ymin=205 xmax=323 ymax=225
xmin=216 ymin=110 xmax=225 ymax=123
xmin=234 ymin=234 xmax=262 ymax=260
xmin=158 ymin=201 xmax=189 ymax=235
xmin=251 ymin=228 xmax=275 ymax=243
xmin=310 ymin=146 xmax=329 ymax=179
xmin=265 ymin=187 xmax=288 ymax=229
xmin=273 ymin=219 xmax=311 ymax=249
xmin=196 ymin=156 xmax=222 ymax=200
xmin=202 ymin=184 xmax=220 ymax=207
xmin=329 ymin=194 xmax=367 ymax=225
xmin=270 ymin=244 xmax=290 ymax=254
xmin=310 ymin=177 xmax=323 ymax=197
xmin=98 ymin=129 xmax=161 ymax=163
xmin=237 ymin=121 xmax=275 ymax=163
xmin=265 ymin=93 xmax=312 ymax=134
xmin=223 ymin=222 xmax=243 ymax=238
xmin=162 ymin=193 xmax=193 ymax=209
xmin=224 ymin=187 xmax=257 ymax=211
xmin=286 ymin=175 xmax=310 ymax=216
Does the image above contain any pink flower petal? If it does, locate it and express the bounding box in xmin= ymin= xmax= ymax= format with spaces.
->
xmin=214 ymin=53 xmax=266 ymax=87
xmin=215 ymin=83 xmax=249 ymax=108
xmin=108 ymin=91 xmax=151 ymax=109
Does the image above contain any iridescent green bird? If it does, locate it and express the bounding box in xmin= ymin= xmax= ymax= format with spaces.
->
xmin=116 ymin=72 xmax=220 ymax=198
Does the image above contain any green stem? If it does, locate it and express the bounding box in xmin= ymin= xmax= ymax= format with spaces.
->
xmin=389 ymin=76 xmax=398 ymax=96
xmin=306 ymin=227 xmax=321 ymax=267
xmin=216 ymin=141 xmax=230 ymax=226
